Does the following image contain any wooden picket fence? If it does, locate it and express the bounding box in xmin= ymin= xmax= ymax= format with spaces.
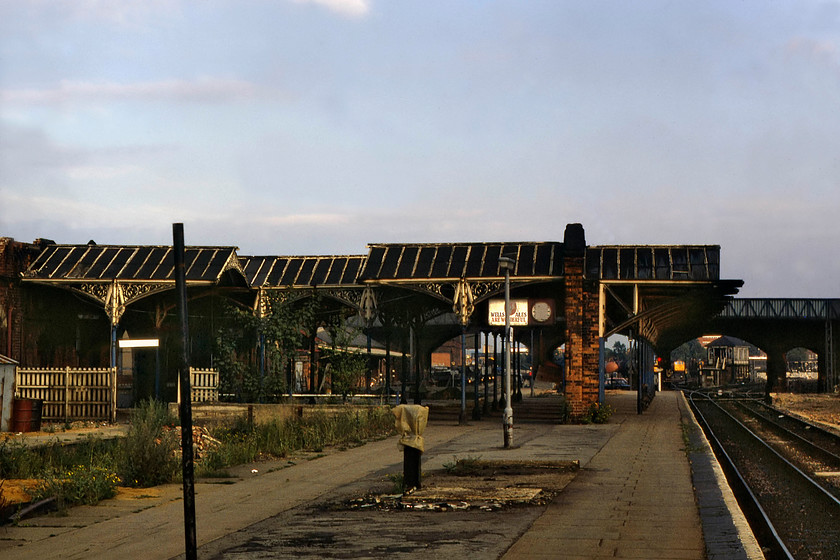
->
xmin=178 ymin=368 xmax=220 ymax=404
xmin=16 ymin=366 xmax=220 ymax=423
xmin=15 ymin=367 xmax=117 ymax=423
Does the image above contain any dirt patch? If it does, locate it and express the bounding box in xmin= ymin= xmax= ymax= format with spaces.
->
xmin=113 ymin=486 xmax=163 ymax=501
xmin=0 ymin=479 xmax=37 ymax=505
xmin=336 ymin=459 xmax=579 ymax=512
xmin=0 ymin=481 xmax=164 ymax=508
xmin=771 ymin=393 xmax=840 ymax=433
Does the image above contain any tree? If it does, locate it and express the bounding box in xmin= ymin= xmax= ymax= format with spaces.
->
xmin=670 ymin=338 xmax=706 ymax=363
xmin=214 ymin=290 xmax=318 ymax=402
xmin=608 ymin=340 xmax=628 ymax=362
xmin=321 ymin=317 xmax=366 ymax=401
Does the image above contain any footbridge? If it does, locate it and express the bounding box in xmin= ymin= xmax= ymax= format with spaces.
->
xmin=711 ymin=298 xmax=840 ymax=392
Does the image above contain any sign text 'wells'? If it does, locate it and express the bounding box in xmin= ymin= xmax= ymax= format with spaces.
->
xmin=487 ymin=299 xmax=555 ymax=327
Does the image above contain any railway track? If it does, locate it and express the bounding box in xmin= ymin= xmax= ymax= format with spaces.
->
xmin=730 ymin=398 xmax=840 ymax=491
xmin=687 ymin=391 xmax=840 ymax=560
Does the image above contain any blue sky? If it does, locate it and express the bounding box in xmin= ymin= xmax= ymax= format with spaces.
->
xmin=1 ymin=1 xmax=838 ymax=298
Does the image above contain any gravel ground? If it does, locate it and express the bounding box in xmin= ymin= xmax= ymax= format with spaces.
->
xmin=770 ymin=393 xmax=840 ymax=433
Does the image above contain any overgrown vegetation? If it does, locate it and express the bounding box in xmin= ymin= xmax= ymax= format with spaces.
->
xmin=580 ymin=402 xmax=614 ymax=424
xmin=319 ymin=318 xmax=367 ymax=400
xmin=214 ymin=291 xmax=320 ymax=403
xmin=0 ymin=434 xmax=118 ymax=480
xmin=386 ymin=472 xmax=404 ymax=494
xmin=0 ymin=399 xmax=176 ymax=511
xmin=31 ymin=464 xmax=120 ymax=511
xmin=442 ymin=455 xmax=484 ymax=476
xmin=213 ymin=290 xmax=373 ymax=402
xmin=117 ymin=399 xmax=180 ymax=488
xmin=1 ymin=401 xmax=397 ymax=514
xmin=198 ymin=406 xmax=395 ymax=475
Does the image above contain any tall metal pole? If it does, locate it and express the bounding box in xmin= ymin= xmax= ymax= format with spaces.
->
xmin=493 ymin=332 xmax=499 ymax=410
xmin=110 ymin=324 xmax=117 ymax=371
xmin=258 ymin=333 xmax=265 ymax=402
xmin=173 ymin=223 xmax=197 ymax=560
xmin=360 ymin=286 xmax=376 ymax=395
xmin=411 ymin=326 xmax=421 ymax=404
xmin=598 ymin=282 xmax=606 ymax=405
xmin=483 ymin=331 xmax=490 ymax=415
xmin=514 ymin=336 xmax=522 ymax=402
xmin=499 ymin=330 xmax=506 ymax=407
xmin=472 ymin=332 xmax=481 ymax=420
xmin=155 ymin=345 xmax=161 ymax=400
xmin=499 ymin=255 xmax=515 ymax=448
xmin=530 ymin=329 xmax=535 ymax=398
xmin=366 ymin=329 xmax=372 ymax=392
xmin=459 ymin=326 xmax=467 ymax=424
xmin=385 ymin=328 xmax=392 ymax=405
xmin=400 ymin=327 xmax=408 ymax=404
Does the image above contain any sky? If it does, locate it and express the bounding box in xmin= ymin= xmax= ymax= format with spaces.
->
xmin=1 ymin=0 xmax=838 ymax=298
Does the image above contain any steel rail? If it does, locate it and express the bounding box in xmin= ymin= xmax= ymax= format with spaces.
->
xmin=687 ymin=391 xmax=793 ymax=560
xmin=745 ymin=397 xmax=840 ymax=440
xmin=731 ymin=398 xmax=840 ymax=473
xmin=695 ymin=394 xmax=840 ymax=509
xmin=691 ymin=390 xmax=840 ymax=559
xmin=717 ymin=396 xmax=840 ymax=505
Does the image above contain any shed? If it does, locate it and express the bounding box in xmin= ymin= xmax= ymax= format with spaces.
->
xmin=0 ymin=354 xmax=17 ymax=432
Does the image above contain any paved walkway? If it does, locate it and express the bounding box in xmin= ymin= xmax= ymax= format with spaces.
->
xmin=0 ymin=391 xmax=764 ymax=559
xmin=505 ymin=391 xmax=716 ymax=559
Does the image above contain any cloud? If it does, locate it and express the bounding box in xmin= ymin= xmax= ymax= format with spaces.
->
xmin=64 ymin=165 xmax=140 ymax=181
xmin=0 ymin=191 xmax=176 ymax=237
xmin=252 ymin=213 xmax=351 ymax=227
xmin=785 ymin=37 xmax=840 ymax=78
xmin=292 ymin=0 xmax=371 ymax=18
xmin=2 ymin=0 xmax=182 ymax=27
xmin=787 ymin=38 xmax=837 ymax=59
xmin=1 ymin=78 xmax=263 ymax=106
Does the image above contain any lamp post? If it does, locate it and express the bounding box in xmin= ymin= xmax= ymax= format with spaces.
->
xmin=498 ymin=255 xmax=515 ymax=448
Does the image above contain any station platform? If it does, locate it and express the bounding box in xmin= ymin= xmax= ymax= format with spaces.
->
xmin=500 ymin=390 xmax=764 ymax=559
xmin=1 ymin=391 xmax=765 ymax=559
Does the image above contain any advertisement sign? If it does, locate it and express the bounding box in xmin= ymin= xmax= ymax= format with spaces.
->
xmin=488 ymin=299 xmax=530 ymax=326
xmin=488 ymin=298 xmax=556 ymax=326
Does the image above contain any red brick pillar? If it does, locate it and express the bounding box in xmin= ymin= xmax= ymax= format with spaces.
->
xmin=581 ymin=284 xmax=601 ymax=407
xmin=563 ymin=224 xmax=601 ymax=418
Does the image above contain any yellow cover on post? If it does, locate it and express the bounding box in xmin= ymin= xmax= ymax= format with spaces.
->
xmin=391 ymin=404 xmax=429 ymax=453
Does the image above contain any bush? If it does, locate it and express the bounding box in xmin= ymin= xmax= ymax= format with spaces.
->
xmin=117 ymin=400 xmax=180 ymax=487
xmin=32 ymin=464 xmax=119 ymax=511
xmin=581 ymin=402 xmax=614 ymax=424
